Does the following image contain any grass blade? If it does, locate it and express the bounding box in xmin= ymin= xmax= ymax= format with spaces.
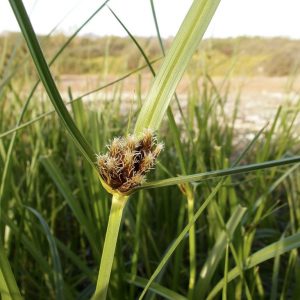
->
xmin=0 ymin=6 xmax=109 ymax=296
xmin=207 ymin=232 xmax=300 ymax=299
xmin=24 ymin=206 xmax=64 ymax=300
xmin=138 ymin=180 xmax=224 ymax=300
xmin=0 ymin=245 xmax=22 ymax=300
xmin=141 ymin=156 xmax=300 ymax=189
xmin=222 ymin=243 xmax=229 ymax=300
xmin=9 ymin=0 xmax=96 ymax=167
xmin=40 ymin=156 xmax=98 ymax=257
xmin=1 ymin=0 xmax=109 ymax=211
xmin=109 ymin=7 xmax=155 ymax=76
xmin=137 ymin=126 xmax=273 ymax=299
xmin=126 ymin=275 xmax=187 ymax=300
xmin=134 ymin=0 xmax=220 ymax=134
xmin=196 ymin=205 xmax=247 ymax=297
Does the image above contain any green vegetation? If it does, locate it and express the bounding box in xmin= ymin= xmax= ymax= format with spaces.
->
xmin=1 ymin=32 xmax=300 ymax=77
xmin=1 ymin=0 xmax=300 ymax=299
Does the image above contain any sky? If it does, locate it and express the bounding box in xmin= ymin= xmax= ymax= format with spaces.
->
xmin=1 ymin=0 xmax=300 ymax=39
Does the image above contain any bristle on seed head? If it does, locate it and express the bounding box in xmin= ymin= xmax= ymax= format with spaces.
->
xmin=154 ymin=143 xmax=164 ymax=157
xmin=125 ymin=134 xmax=137 ymax=150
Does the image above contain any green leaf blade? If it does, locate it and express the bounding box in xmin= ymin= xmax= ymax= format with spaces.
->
xmin=134 ymin=0 xmax=220 ymax=134
xmin=207 ymin=232 xmax=300 ymax=299
xmin=9 ymin=0 xmax=96 ymax=168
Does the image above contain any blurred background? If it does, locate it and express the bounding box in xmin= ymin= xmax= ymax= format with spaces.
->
xmin=2 ymin=0 xmax=300 ymax=132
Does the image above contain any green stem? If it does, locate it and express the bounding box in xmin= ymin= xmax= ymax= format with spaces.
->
xmin=187 ymin=191 xmax=196 ymax=299
xmin=93 ymin=193 xmax=128 ymax=300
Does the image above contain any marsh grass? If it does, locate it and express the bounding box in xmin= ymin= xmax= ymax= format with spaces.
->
xmin=1 ymin=0 xmax=300 ymax=299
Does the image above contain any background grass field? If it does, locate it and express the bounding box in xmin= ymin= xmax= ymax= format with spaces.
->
xmin=2 ymin=33 xmax=300 ymax=76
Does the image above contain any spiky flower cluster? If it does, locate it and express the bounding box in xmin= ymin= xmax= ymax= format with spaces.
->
xmin=96 ymin=130 xmax=163 ymax=194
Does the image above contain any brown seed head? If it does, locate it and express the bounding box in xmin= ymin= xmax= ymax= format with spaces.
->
xmin=96 ymin=130 xmax=163 ymax=194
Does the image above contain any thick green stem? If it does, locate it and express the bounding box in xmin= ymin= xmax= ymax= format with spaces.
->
xmin=187 ymin=192 xmax=196 ymax=299
xmin=93 ymin=193 xmax=128 ymax=300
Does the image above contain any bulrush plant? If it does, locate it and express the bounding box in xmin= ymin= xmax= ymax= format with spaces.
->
xmin=9 ymin=0 xmax=300 ymax=300
xmin=92 ymin=0 xmax=221 ymax=298
xmin=94 ymin=130 xmax=163 ymax=299
xmin=9 ymin=0 xmax=222 ymax=298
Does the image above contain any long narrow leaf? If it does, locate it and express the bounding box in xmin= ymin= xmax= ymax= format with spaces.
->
xmin=134 ymin=0 xmax=220 ymax=134
xmin=0 ymin=245 xmax=22 ymax=300
xmin=0 ymin=5 xmax=108 ymax=296
xmin=207 ymin=232 xmax=300 ymax=299
xmin=137 ymin=126 xmax=275 ymax=298
xmin=40 ymin=156 xmax=98 ymax=257
xmin=138 ymin=180 xmax=224 ymax=300
xmin=196 ymin=205 xmax=247 ymax=296
xmin=9 ymin=0 xmax=96 ymax=167
xmin=24 ymin=206 xmax=64 ymax=300
xmin=126 ymin=275 xmax=187 ymax=300
xmin=140 ymin=156 xmax=300 ymax=189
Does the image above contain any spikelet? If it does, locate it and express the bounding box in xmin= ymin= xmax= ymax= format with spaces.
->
xmin=96 ymin=130 xmax=163 ymax=194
